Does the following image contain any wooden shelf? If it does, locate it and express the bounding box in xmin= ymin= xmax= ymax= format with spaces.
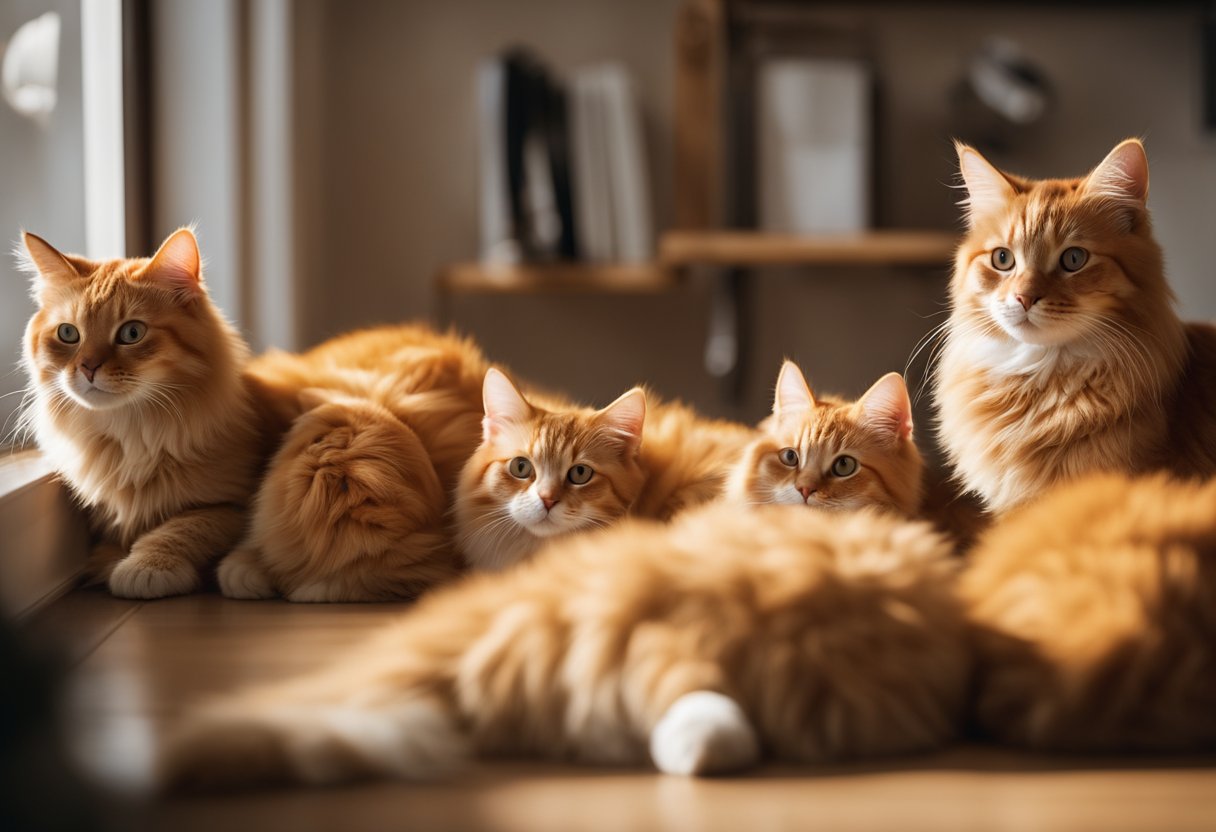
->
xmin=659 ymin=230 xmax=959 ymax=268
xmin=437 ymin=262 xmax=679 ymax=295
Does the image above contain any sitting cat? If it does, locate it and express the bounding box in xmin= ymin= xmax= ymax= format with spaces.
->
xmin=163 ymin=502 xmax=968 ymax=790
xmin=935 ymin=138 xmax=1216 ymax=514
xmin=456 ymin=369 xmax=753 ymax=571
xmin=940 ymin=140 xmax=1216 ymax=751
xmin=18 ymin=229 xmax=266 ymax=598
xmin=726 ymin=361 xmax=922 ymax=516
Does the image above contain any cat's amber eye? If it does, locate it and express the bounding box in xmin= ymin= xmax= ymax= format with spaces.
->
xmin=508 ymin=457 xmax=534 ymax=479
xmin=778 ymin=448 xmax=799 ymax=467
xmin=567 ymin=464 xmax=594 ymax=485
xmin=116 ymin=320 xmax=147 ymax=345
xmin=830 ymin=455 xmax=859 ymax=478
xmin=990 ymin=248 xmax=1015 ymax=271
xmin=56 ymin=323 xmax=80 ymax=344
xmin=1060 ymin=247 xmax=1089 ymax=273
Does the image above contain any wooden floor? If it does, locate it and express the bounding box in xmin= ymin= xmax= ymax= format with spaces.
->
xmin=24 ymin=588 xmax=1216 ymax=832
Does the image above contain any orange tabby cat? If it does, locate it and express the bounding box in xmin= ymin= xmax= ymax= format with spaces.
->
xmin=936 ymin=139 xmax=1216 ymax=513
xmin=163 ymin=502 xmax=967 ymax=789
xmin=217 ymin=324 xmax=490 ymax=602
xmin=18 ymin=229 xmax=265 ymax=598
xmin=455 ymin=369 xmax=752 ymax=571
xmin=961 ymin=473 xmax=1216 ymax=751
xmin=726 ymin=361 xmax=922 ymax=516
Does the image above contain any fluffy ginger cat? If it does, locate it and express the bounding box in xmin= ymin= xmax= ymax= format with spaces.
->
xmin=456 ymin=369 xmax=752 ymax=571
xmin=18 ymin=229 xmax=265 ymax=598
xmin=936 ymin=139 xmax=1216 ymax=513
xmin=218 ymin=324 xmax=491 ymax=602
xmin=162 ymin=503 xmax=967 ymax=789
xmin=726 ymin=361 xmax=922 ymax=516
xmin=961 ymin=473 xmax=1216 ymax=751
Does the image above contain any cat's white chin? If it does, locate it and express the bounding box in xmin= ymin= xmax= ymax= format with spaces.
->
xmin=61 ymin=383 xmax=129 ymax=411
xmin=520 ymin=517 xmax=574 ymax=539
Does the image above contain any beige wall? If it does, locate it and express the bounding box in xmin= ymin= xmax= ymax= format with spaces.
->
xmin=303 ymin=0 xmax=1216 ymax=430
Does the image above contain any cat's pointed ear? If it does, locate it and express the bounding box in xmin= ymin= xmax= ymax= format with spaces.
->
xmin=955 ymin=141 xmax=1015 ymax=225
xmin=482 ymin=368 xmax=533 ymax=440
xmin=1084 ymin=138 xmax=1149 ymax=207
xmin=140 ymin=227 xmax=203 ymax=300
xmin=858 ymin=372 xmax=914 ymax=442
xmin=19 ymin=232 xmax=84 ymax=300
xmin=774 ymin=360 xmax=815 ymax=416
xmin=596 ymin=387 xmax=646 ymax=452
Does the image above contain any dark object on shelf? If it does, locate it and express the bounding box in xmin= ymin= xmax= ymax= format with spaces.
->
xmin=951 ymin=38 xmax=1054 ymax=152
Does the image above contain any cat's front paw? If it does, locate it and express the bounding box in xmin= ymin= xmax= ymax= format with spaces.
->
xmin=217 ymin=547 xmax=277 ymax=600
xmin=649 ymin=691 xmax=760 ymax=776
xmin=108 ymin=546 xmax=200 ymax=599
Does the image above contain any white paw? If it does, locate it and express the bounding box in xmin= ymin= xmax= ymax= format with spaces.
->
xmin=217 ymin=549 xmax=278 ymax=600
xmin=649 ymin=691 xmax=760 ymax=776
xmin=108 ymin=550 xmax=199 ymax=599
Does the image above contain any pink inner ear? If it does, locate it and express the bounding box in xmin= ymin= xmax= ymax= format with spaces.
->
xmin=599 ymin=389 xmax=646 ymax=446
xmin=860 ymin=373 xmax=914 ymax=441
xmin=21 ymin=232 xmax=80 ymax=290
xmin=482 ymin=368 xmax=533 ymax=437
xmin=774 ymin=361 xmax=815 ymax=415
xmin=144 ymin=229 xmax=202 ymax=298
xmin=957 ymin=145 xmax=1015 ymax=224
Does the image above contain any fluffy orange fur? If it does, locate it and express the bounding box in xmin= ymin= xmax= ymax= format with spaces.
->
xmin=456 ymin=369 xmax=752 ymax=571
xmin=936 ymin=139 xmax=1216 ymax=513
xmin=18 ymin=229 xmax=266 ymax=598
xmin=218 ymin=325 xmax=490 ymax=602
xmin=960 ymin=473 xmax=1216 ymax=750
xmin=727 ymin=361 xmax=922 ymax=516
xmin=163 ymin=503 xmax=968 ymax=789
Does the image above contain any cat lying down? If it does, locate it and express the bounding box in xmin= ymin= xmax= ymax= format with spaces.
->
xmin=162 ymin=503 xmax=967 ymax=790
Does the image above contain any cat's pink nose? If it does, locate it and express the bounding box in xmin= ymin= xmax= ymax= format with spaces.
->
xmin=541 ymin=497 xmax=558 ymax=511
xmin=799 ymin=486 xmax=814 ymax=501
xmin=1014 ymin=293 xmax=1040 ymax=311
xmin=79 ymin=357 xmax=105 ymax=383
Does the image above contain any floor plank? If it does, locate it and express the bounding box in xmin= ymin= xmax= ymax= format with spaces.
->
xmin=26 ymin=589 xmax=1216 ymax=832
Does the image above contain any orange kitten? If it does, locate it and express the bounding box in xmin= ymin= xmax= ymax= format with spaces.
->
xmin=455 ymin=370 xmax=752 ymax=571
xmin=218 ymin=324 xmax=489 ymax=602
xmin=726 ymin=361 xmax=922 ymax=515
xmin=936 ymin=139 xmax=1216 ymax=513
xmin=18 ymin=229 xmax=265 ymax=598
xmin=163 ymin=503 xmax=967 ymax=789
xmin=961 ymin=473 xmax=1216 ymax=751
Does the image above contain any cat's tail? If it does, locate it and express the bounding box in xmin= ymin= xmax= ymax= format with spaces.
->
xmin=160 ymin=691 xmax=468 ymax=791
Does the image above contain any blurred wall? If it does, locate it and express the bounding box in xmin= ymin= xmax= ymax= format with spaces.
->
xmin=301 ymin=0 xmax=1216 ymax=426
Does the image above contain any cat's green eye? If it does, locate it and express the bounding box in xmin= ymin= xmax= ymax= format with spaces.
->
xmin=778 ymin=448 xmax=799 ymax=467
xmin=990 ymin=248 xmax=1015 ymax=271
xmin=567 ymin=464 xmax=594 ymax=485
xmin=508 ymin=457 xmax=534 ymax=479
xmin=56 ymin=323 xmax=80 ymax=344
xmin=116 ymin=320 xmax=147 ymax=345
xmin=830 ymin=455 xmax=858 ymax=478
xmin=1060 ymin=247 xmax=1089 ymax=273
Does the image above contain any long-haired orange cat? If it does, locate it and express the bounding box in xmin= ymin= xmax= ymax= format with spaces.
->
xmin=217 ymin=325 xmax=490 ymax=602
xmin=18 ymin=229 xmax=265 ymax=598
xmin=455 ymin=369 xmax=753 ymax=571
xmin=726 ymin=361 xmax=922 ymax=516
xmin=163 ymin=502 xmax=967 ymax=789
xmin=936 ymin=138 xmax=1216 ymax=513
xmin=961 ymin=472 xmax=1216 ymax=751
